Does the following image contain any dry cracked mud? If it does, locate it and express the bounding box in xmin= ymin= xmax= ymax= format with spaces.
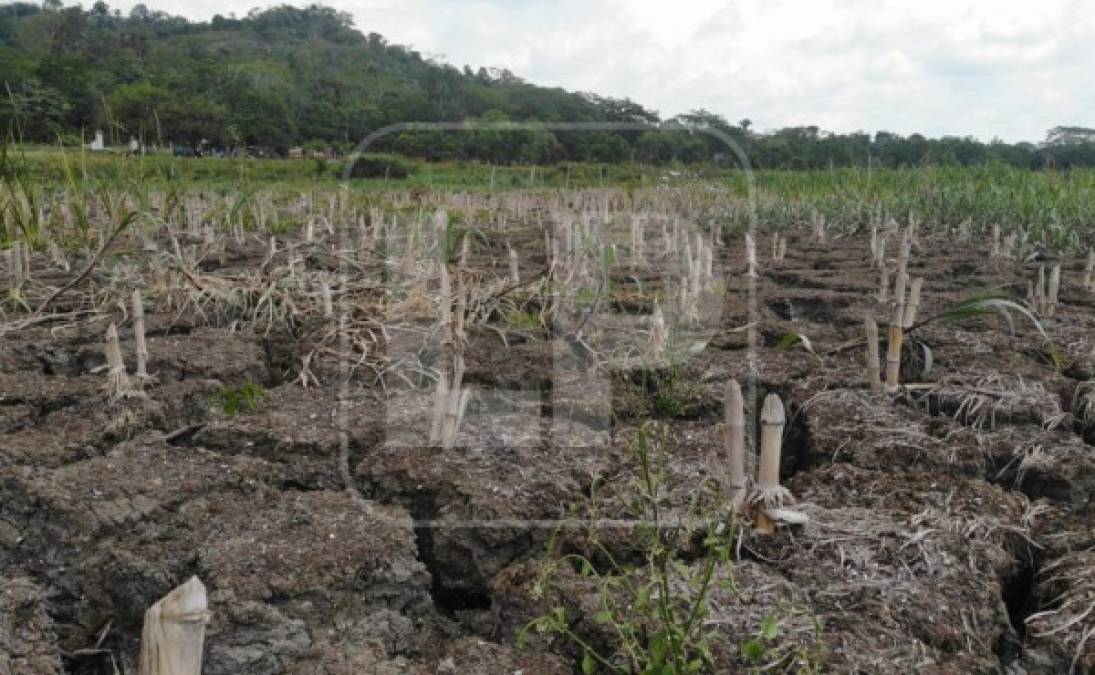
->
xmin=2 ymin=211 xmax=1093 ymax=674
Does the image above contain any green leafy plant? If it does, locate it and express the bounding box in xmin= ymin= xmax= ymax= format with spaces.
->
xmin=504 ymin=308 xmax=542 ymax=331
xmin=210 ymin=380 xmax=267 ymax=416
xmin=0 ymin=140 xmax=42 ymax=246
xmin=519 ymin=424 xmax=736 ymax=673
xmin=740 ymin=614 xmax=780 ymax=665
xmin=741 ymin=611 xmax=825 ymax=673
xmin=776 ymin=331 xmax=817 ymax=356
xmin=828 ymin=293 xmax=1053 ymax=361
xmin=918 ymin=294 xmax=1047 ymax=339
xmin=650 ymin=363 xmax=697 ymax=418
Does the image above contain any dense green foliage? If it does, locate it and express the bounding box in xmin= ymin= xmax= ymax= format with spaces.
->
xmin=5 ymin=147 xmax=1094 ymax=253
xmin=2 ymin=2 xmax=1095 ymax=169
xmin=0 ymin=1 xmax=657 ymax=159
xmin=739 ymin=165 xmax=1095 ymax=250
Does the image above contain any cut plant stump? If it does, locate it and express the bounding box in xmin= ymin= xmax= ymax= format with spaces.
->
xmin=138 ymin=576 xmax=210 ymax=675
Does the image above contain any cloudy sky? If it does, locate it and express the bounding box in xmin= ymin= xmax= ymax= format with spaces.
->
xmin=110 ymin=0 xmax=1094 ymax=142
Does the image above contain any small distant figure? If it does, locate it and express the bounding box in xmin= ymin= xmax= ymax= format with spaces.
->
xmin=88 ymin=129 xmax=105 ymax=151
xmin=127 ymin=136 xmax=142 ymax=156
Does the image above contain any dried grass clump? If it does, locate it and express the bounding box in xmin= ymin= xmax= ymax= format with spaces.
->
xmin=786 ymin=495 xmax=1030 ymax=672
xmin=800 ymin=389 xmax=951 ymax=466
xmin=1025 ymin=549 xmax=1095 ymax=672
xmin=1072 ymin=380 xmax=1095 ymax=428
xmin=934 ymin=374 xmax=1066 ymax=430
xmin=740 ymin=504 xmax=974 ymax=671
xmin=700 ymin=563 xmax=820 ymax=668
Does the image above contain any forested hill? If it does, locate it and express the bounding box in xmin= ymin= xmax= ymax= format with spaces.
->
xmin=2 ymin=1 xmax=1095 ymax=168
xmin=0 ymin=2 xmax=657 ymax=155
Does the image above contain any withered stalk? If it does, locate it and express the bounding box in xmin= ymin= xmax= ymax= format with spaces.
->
xmin=725 ymin=379 xmax=746 ymax=508
xmin=865 ymin=316 xmax=881 ymax=394
xmin=132 ymin=289 xmax=149 ymax=379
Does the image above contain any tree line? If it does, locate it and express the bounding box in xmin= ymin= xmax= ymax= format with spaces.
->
xmin=2 ymin=1 xmax=1093 ymax=169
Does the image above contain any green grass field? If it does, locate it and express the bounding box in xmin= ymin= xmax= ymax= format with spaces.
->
xmin=4 ymin=146 xmax=1095 ymax=250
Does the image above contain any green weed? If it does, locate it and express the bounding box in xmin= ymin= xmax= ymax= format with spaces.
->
xmin=210 ymin=380 xmax=267 ymax=416
xmin=519 ymin=424 xmax=736 ymax=673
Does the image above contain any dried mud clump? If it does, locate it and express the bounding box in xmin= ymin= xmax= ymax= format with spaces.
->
xmin=193 ymin=383 xmax=366 ymax=490
xmin=0 ymin=440 xmax=281 ymax=667
xmin=358 ymin=442 xmax=617 ymax=614
xmin=198 ymin=491 xmax=440 ymax=675
xmin=144 ymin=327 xmax=269 ymax=384
xmin=0 ymin=577 xmax=63 ymax=674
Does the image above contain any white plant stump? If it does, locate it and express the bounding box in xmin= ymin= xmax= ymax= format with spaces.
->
xmin=138 ymin=576 xmax=210 ymax=675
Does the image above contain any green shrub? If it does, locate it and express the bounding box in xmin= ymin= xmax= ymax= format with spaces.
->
xmin=347 ymin=153 xmax=413 ymax=179
xmin=210 ymin=380 xmax=267 ymax=416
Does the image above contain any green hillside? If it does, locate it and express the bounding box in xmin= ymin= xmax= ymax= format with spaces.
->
xmin=0 ymin=2 xmax=656 ymax=159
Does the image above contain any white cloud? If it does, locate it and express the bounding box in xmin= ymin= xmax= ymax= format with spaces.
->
xmin=106 ymin=0 xmax=1095 ymax=142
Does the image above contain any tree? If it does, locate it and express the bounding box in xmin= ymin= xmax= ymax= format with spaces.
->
xmin=517 ymin=126 xmax=563 ymax=164
xmin=0 ymin=77 xmax=69 ymax=140
xmin=1044 ymin=126 xmax=1095 ymax=146
xmin=583 ymin=132 xmax=630 ymax=163
xmin=108 ymin=81 xmax=173 ymax=142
